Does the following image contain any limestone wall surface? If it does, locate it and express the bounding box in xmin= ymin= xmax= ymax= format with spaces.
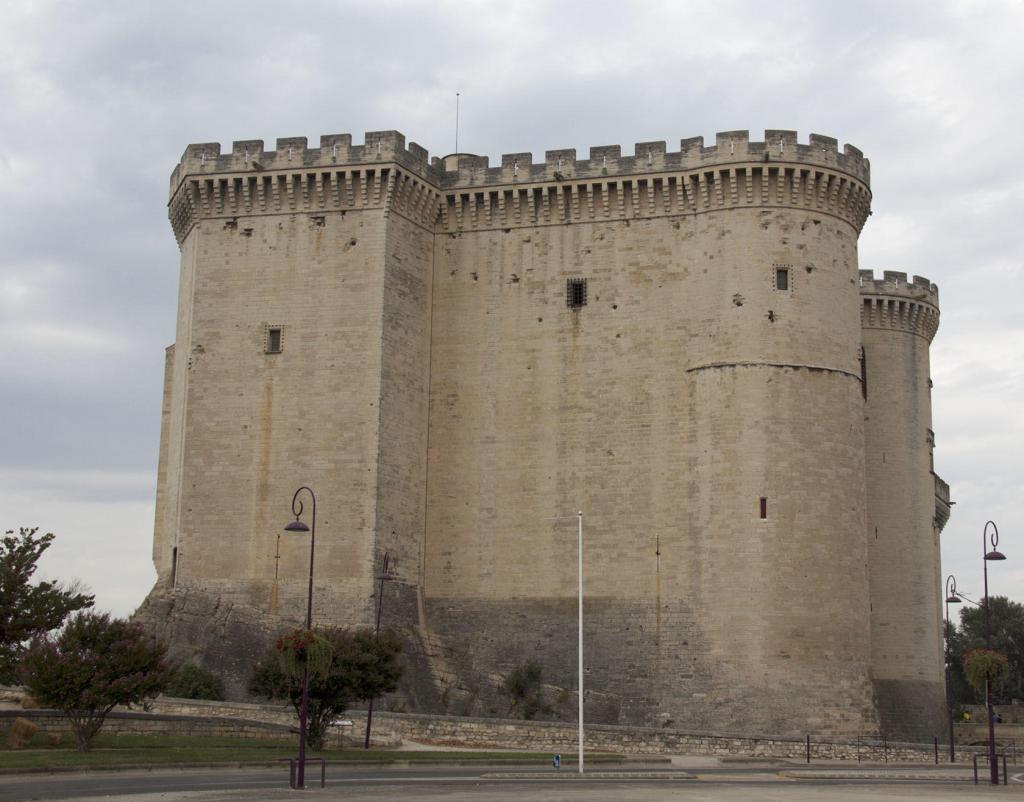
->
xmin=423 ymin=199 xmax=875 ymax=734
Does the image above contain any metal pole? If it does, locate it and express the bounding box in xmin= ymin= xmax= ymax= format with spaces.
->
xmin=577 ymin=510 xmax=584 ymax=775
xmin=270 ymin=534 xmax=281 ymax=613
xmin=984 ymin=521 xmax=998 ymax=785
xmin=945 ymin=574 xmax=958 ymax=763
xmin=297 ymin=665 xmax=310 ymax=788
xmin=365 ymin=552 xmax=390 ymax=750
xmin=287 ymin=486 xmax=317 ymax=790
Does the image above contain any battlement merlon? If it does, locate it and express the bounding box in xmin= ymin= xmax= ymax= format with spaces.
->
xmin=168 ymin=131 xmax=436 ymax=201
xmin=859 ymin=270 xmax=939 ymax=309
xmin=169 ymin=128 xmax=870 ymax=201
xmin=432 ymin=129 xmax=869 ymax=189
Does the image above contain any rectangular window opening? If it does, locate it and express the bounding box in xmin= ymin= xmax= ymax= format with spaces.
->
xmin=266 ymin=326 xmax=283 ymax=354
xmin=775 ymin=268 xmax=789 ymax=291
xmin=566 ymin=278 xmax=588 ymax=309
xmin=759 ymin=497 xmax=768 ymax=519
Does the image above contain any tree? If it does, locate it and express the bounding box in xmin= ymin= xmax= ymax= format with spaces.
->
xmin=249 ymin=627 xmax=402 ymax=750
xmin=20 ymin=612 xmax=170 ymax=751
xmin=0 ymin=527 xmax=94 ymax=683
xmin=165 ymin=663 xmax=226 ymax=701
xmin=948 ymin=596 xmax=1024 ymax=705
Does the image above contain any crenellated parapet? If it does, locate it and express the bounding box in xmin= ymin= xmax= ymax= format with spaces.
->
xmin=859 ymin=270 xmax=940 ymax=342
xmin=167 ymin=131 xmax=443 ymax=245
xmin=435 ymin=130 xmax=869 ymax=188
xmin=435 ymin=130 xmax=870 ymax=234
xmin=168 ymin=129 xmax=872 ymax=244
xmin=169 ymin=131 xmax=435 ymax=196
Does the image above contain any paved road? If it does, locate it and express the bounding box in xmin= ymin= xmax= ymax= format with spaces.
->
xmin=1 ymin=762 xmax=1021 ymax=801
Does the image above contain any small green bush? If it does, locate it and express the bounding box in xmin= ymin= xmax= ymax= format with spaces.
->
xmin=503 ymin=660 xmax=550 ymax=720
xmin=166 ymin=664 xmax=225 ymax=701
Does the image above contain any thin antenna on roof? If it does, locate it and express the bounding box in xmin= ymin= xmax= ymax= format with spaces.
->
xmin=455 ymin=92 xmax=460 ymax=153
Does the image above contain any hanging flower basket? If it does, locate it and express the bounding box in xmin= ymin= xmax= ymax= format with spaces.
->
xmin=963 ymin=648 xmax=1009 ymax=693
xmin=275 ymin=628 xmax=334 ymax=679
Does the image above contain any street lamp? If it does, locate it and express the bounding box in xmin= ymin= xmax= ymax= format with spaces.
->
xmin=943 ymin=575 xmax=961 ymax=762
xmin=364 ymin=550 xmax=393 ymax=750
xmin=284 ymin=486 xmax=317 ymax=790
xmin=982 ymin=520 xmax=1006 ymax=785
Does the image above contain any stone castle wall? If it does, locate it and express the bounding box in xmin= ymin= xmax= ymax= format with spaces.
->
xmin=148 ymin=128 xmax=945 ymax=741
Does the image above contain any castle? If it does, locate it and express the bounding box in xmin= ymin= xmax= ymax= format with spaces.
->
xmin=141 ymin=127 xmax=952 ymax=740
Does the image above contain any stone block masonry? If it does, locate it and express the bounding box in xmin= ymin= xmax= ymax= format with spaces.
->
xmin=142 ymin=127 xmax=950 ymax=743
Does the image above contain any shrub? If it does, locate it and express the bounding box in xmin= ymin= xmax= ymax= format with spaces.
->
xmin=166 ymin=663 xmax=225 ymax=701
xmin=503 ymin=660 xmax=549 ymax=720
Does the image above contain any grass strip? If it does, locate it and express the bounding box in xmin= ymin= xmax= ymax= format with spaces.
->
xmin=0 ymin=733 xmax=626 ymax=771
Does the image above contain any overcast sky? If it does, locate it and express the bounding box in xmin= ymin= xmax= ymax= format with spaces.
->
xmin=2 ymin=0 xmax=1021 ymax=618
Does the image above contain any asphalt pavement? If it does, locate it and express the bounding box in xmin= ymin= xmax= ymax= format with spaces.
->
xmin=1 ymin=759 xmax=1022 ymax=801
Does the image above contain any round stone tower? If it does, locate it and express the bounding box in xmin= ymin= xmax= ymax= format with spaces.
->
xmin=860 ymin=270 xmax=945 ymax=739
xmin=679 ymin=131 xmax=878 ymax=736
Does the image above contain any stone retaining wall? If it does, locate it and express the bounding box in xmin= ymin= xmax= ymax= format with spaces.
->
xmin=0 ymin=709 xmax=297 ymax=743
xmin=3 ymin=692 xmax=1010 ymax=762
xmin=363 ymin=711 xmax=969 ymax=762
xmin=116 ymin=699 xmax=985 ymax=761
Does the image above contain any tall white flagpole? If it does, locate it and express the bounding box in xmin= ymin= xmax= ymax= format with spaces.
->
xmin=577 ymin=509 xmax=584 ymax=775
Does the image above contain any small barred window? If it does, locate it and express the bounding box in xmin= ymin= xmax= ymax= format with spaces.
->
xmin=265 ymin=326 xmax=283 ymax=354
xmin=566 ymin=278 xmax=587 ymax=309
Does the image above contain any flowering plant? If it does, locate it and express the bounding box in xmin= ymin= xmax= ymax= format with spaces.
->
xmin=275 ymin=628 xmax=333 ymax=678
xmin=963 ymin=648 xmax=1009 ymax=693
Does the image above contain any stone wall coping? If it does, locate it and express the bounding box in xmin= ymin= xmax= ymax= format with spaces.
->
xmin=152 ymin=695 xmax=292 ymax=714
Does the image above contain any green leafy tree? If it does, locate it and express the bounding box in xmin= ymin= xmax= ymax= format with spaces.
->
xmin=249 ymin=627 xmax=402 ymax=750
xmin=165 ymin=663 xmax=226 ymax=701
xmin=0 ymin=527 xmax=94 ymax=683
xmin=948 ymin=596 xmax=1024 ymax=705
xmin=20 ymin=612 xmax=170 ymax=751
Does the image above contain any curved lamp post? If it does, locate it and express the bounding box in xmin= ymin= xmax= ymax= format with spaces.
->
xmin=284 ymin=486 xmax=317 ymax=790
xmin=982 ymin=520 xmax=1006 ymax=785
xmin=944 ymin=575 xmax=961 ymax=762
